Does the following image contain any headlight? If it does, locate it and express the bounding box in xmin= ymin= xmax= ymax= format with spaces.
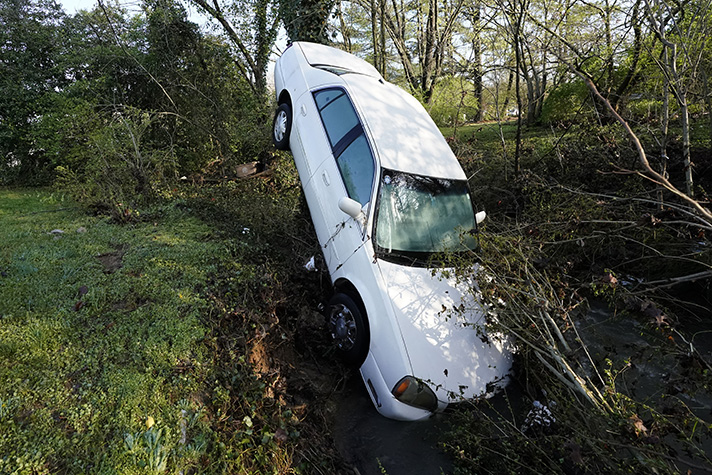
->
xmin=391 ymin=376 xmax=438 ymax=412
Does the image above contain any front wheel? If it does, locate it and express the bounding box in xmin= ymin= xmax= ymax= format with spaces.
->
xmin=327 ymin=293 xmax=369 ymax=366
xmin=272 ymin=103 xmax=292 ymax=151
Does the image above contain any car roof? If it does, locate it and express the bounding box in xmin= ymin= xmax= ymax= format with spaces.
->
xmin=291 ymin=42 xmax=466 ymax=181
xmin=342 ymin=74 xmax=466 ymax=180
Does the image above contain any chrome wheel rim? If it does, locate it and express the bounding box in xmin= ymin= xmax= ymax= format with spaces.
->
xmin=329 ymin=303 xmax=357 ymax=351
xmin=273 ymin=110 xmax=287 ymax=143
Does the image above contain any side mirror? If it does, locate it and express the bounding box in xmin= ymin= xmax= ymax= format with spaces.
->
xmin=475 ymin=211 xmax=486 ymax=224
xmin=338 ymin=196 xmax=363 ymax=220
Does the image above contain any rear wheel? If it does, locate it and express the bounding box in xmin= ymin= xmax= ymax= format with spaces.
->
xmin=272 ymin=103 xmax=292 ymax=150
xmin=327 ymin=293 xmax=369 ymax=366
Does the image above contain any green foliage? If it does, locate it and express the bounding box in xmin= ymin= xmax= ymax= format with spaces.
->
xmin=2 ymin=0 xmax=271 ymax=191
xmin=279 ymin=0 xmax=335 ymax=42
xmin=0 ymin=0 xmax=70 ymax=184
xmin=54 ymin=107 xmax=177 ymax=220
xmin=141 ymin=1 xmax=272 ymax=171
xmin=0 ymin=189 xmax=217 ymax=472
xmin=540 ymin=80 xmax=592 ymax=126
xmin=424 ymin=76 xmax=480 ymax=127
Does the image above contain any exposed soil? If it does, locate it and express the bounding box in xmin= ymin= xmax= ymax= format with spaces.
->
xmin=95 ymin=244 xmax=126 ymax=274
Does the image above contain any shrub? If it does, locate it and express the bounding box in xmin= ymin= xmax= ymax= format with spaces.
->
xmin=55 ymin=107 xmax=177 ymax=221
xmin=425 ymin=76 xmax=480 ymax=127
xmin=540 ymin=80 xmax=592 ymax=126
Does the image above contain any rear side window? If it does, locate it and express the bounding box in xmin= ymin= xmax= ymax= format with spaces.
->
xmin=314 ymin=89 xmax=359 ymax=149
xmin=313 ymin=88 xmax=375 ymax=206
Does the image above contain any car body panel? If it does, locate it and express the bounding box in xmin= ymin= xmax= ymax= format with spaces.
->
xmin=377 ymin=260 xmax=512 ymax=402
xmin=341 ymin=75 xmax=466 ymax=180
xmin=299 ymin=42 xmax=382 ymax=78
xmin=333 ymin=257 xmax=414 ymax=390
xmin=360 ymin=351 xmax=439 ymax=421
xmin=273 ymin=41 xmax=512 ymax=420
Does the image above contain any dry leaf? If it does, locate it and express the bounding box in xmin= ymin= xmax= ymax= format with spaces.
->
xmin=601 ymin=273 xmax=618 ymax=287
xmin=274 ymin=428 xmax=289 ymax=443
xmin=640 ymin=300 xmax=668 ymax=327
xmin=629 ymin=414 xmax=648 ymax=436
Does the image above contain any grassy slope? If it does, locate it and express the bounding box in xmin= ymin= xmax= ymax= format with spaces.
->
xmin=0 ymin=187 xmax=334 ymax=474
xmin=0 ymin=188 xmax=222 ymax=472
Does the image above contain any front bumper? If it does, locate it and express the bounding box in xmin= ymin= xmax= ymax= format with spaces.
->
xmin=359 ymin=352 xmax=448 ymax=421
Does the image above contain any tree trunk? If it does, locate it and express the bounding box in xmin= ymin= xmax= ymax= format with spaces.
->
xmin=471 ymin=3 xmax=484 ymax=122
xmin=500 ymin=67 xmax=515 ymax=118
xmin=379 ymin=0 xmax=386 ymax=77
xmin=421 ymin=0 xmax=438 ymax=103
xmin=681 ymin=95 xmax=692 ymax=197
xmin=513 ymin=0 xmax=525 ymax=176
xmin=658 ymin=47 xmax=670 ymax=210
xmin=371 ymin=0 xmax=378 ymax=65
xmin=612 ymin=0 xmax=642 ymax=111
xmin=643 ymin=0 xmax=694 ymax=197
xmin=339 ymin=3 xmax=352 ymax=52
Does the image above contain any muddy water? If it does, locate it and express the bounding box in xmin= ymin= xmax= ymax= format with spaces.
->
xmin=332 ymin=376 xmax=455 ymax=475
xmin=576 ymin=302 xmax=712 ymax=471
xmin=578 ymin=302 xmax=712 ymax=414
xmin=330 ymin=301 xmax=712 ymax=474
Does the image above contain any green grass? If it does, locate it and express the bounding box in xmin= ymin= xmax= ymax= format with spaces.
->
xmin=0 ymin=188 xmax=239 ymax=473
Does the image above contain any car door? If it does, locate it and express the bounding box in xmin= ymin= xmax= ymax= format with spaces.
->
xmin=290 ymin=90 xmax=332 ymax=187
xmin=309 ymin=87 xmax=376 ymax=273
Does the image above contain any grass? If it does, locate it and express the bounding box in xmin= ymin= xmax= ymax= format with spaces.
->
xmin=0 ymin=187 xmax=314 ymax=474
xmin=0 ymin=188 xmax=221 ymax=472
xmin=0 ymin=148 xmax=346 ymax=474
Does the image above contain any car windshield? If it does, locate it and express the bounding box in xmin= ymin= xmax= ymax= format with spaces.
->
xmin=374 ymin=169 xmax=479 ymax=264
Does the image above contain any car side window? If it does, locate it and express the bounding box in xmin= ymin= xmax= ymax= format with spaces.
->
xmin=337 ymin=134 xmax=373 ymax=205
xmin=313 ymin=88 xmax=375 ymax=206
xmin=314 ymin=89 xmax=359 ymax=149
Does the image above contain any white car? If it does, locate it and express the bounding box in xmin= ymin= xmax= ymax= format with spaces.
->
xmin=272 ymin=42 xmax=511 ymax=421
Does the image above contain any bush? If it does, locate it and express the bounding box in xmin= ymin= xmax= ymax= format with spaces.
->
xmin=55 ymin=107 xmax=177 ymax=221
xmin=425 ymin=76 xmax=480 ymax=127
xmin=540 ymin=80 xmax=592 ymax=126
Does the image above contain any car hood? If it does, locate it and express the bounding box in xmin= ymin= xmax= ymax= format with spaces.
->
xmin=377 ymin=259 xmax=512 ymax=402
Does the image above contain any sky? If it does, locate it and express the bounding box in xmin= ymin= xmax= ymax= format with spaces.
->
xmin=57 ymin=0 xmax=209 ymax=23
xmin=57 ymin=0 xmax=96 ymax=14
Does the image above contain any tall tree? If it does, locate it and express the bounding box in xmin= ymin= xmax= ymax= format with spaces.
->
xmin=525 ymin=0 xmax=712 ymax=223
xmin=643 ymin=0 xmax=704 ymax=197
xmin=381 ymin=0 xmax=465 ymax=102
xmin=188 ymin=0 xmax=279 ymax=95
xmin=0 ymin=0 xmax=68 ymax=183
xmin=465 ymin=2 xmax=484 ymax=122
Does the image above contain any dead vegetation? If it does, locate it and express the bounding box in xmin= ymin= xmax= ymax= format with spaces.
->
xmin=440 ymin=121 xmax=712 ymax=474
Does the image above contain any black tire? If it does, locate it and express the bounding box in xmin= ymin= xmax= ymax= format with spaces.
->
xmin=327 ymin=293 xmax=369 ymax=366
xmin=272 ymin=103 xmax=292 ymax=151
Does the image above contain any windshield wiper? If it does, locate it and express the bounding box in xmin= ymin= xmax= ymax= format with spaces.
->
xmin=376 ymin=249 xmax=432 ymax=267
